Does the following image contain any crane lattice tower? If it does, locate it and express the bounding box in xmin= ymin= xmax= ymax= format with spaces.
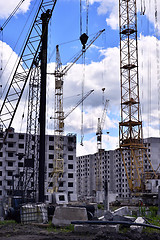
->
xmin=119 ymin=0 xmax=145 ymax=192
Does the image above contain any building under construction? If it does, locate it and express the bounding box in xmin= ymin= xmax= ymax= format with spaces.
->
xmin=77 ymin=137 xmax=160 ymax=204
xmin=0 ymin=128 xmax=77 ymax=203
xmin=0 ymin=0 xmax=159 ymax=210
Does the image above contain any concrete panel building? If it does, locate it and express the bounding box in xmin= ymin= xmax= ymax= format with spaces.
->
xmin=77 ymin=150 xmax=117 ymax=201
xmin=0 ymin=128 xmax=77 ymax=202
xmin=77 ymin=137 xmax=160 ymax=201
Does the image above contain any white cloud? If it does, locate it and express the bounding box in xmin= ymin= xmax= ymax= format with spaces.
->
xmin=0 ymin=25 xmax=160 ymax=156
xmin=0 ymin=0 xmax=32 ymax=19
xmin=89 ymin=0 xmax=160 ymax=32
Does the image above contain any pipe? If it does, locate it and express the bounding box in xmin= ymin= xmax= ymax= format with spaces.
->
xmin=71 ymin=220 xmax=160 ymax=230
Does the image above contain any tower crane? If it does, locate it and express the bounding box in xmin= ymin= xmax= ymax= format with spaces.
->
xmin=0 ymin=0 xmax=57 ymax=203
xmin=96 ymin=99 xmax=109 ymax=203
xmin=49 ymin=89 xmax=94 ymax=193
xmin=49 ymin=29 xmax=105 ymax=193
xmin=119 ymin=0 xmax=157 ymax=194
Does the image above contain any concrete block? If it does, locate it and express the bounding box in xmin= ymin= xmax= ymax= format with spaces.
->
xmin=130 ymin=217 xmax=145 ymax=233
xmin=74 ymin=224 xmax=119 ymax=233
xmin=52 ymin=206 xmax=88 ymax=227
xmin=70 ymin=193 xmax=77 ymax=202
xmin=52 ymin=192 xmax=68 ymax=205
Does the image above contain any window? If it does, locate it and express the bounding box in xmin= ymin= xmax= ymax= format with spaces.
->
xmin=48 ymin=172 xmax=52 ymax=177
xmin=19 ymin=134 xmax=24 ymax=139
xmin=48 ymin=182 xmax=53 ymax=187
xmin=0 ymin=171 xmax=2 ymax=176
xmin=8 ymin=171 xmax=13 ymax=176
xmin=68 ymin=182 xmax=73 ymax=187
xmin=7 ymin=181 xmax=12 ymax=186
xmin=8 ymin=133 xmax=13 ymax=138
xmin=8 ymin=162 xmax=13 ymax=167
xmin=68 ymin=164 xmax=73 ymax=169
xmin=68 ymin=173 xmax=73 ymax=178
xmin=19 ymin=144 xmax=24 ymax=149
xmin=8 ymin=152 xmax=13 ymax=157
xmin=18 ymin=162 xmax=23 ymax=168
xmin=68 ymin=136 xmax=74 ymax=143
xmin=68 ymin=146 xmax=73 ymax=151
xmin=68 ymin=155 xmax=73 ymax=160
xmin=0 ymin=181 xmax=2 ymax=186
xmin=49 ymin=163 xmax=53 ymax=168
xmin=59 ymin=182 xmax=63 ymax=187
xmin=0 ymin=152 xmax=2 ymax=158
xmin=49 ymin=154 xmax=54 ymax=159
xmin=0 ymin=162 xmax=2 ymax=167
xmin=0 ymin=132 xmax=3 ymax=138
xmin=8 ymin=143 xmax=13 ymax=148
xmin=0 ymin=191 xmax=2 ymax=195
xmin=49 ymin=136 xmax=54 ymax=141
xmin=49 ymin=145 xmax=54 ymax=150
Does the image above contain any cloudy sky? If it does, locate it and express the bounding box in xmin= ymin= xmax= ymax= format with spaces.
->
xmin=0 ymin=0 xmax=160 ymax=156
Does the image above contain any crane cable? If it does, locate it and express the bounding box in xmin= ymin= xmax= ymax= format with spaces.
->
xmin=80 ymin=0 xmax=89 ymax=146
xmin=80 ymin=0 xmax=89 ymax=36
xmin=155 ymin=0 xmax=160 ymax=136
xmin=147 ymin=0 xmax=151 ymax=138
xmin=19 ymin=88 xmax=29 ymax=133
xmin=80 ymin=52 xmax=85 ymax=146
xmin=0 ymin=31 xmax=3 ymax=74
xmin=140 ymin=0 xmax=146 ymax=15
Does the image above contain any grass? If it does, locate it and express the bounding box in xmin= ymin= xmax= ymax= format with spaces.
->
xmin=46 ymin=221 xmax=74 ymax=233
xmin=0 ymin=220 xmax=16 ymax=225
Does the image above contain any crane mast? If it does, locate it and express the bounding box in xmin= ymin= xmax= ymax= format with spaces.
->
xmin=119 ymin=0 xmax=157 ymax=192
xmin=23 ymin=58 xmax=40 ymax=202
xmin=96 ymin=99 xmax=109 ymax=202
xmin=52 ymin=45 xmax=64 ymax=193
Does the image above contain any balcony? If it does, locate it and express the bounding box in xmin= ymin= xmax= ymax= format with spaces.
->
xmin=5 ymin=157 xmax=17 ymax=162
xmin=4 ymin=175 xmax=12 ymax=181
xmin=6 ymin=146 xmax=17 ymax=152
xmin=5 ymin=166 xmax=16 ymax=171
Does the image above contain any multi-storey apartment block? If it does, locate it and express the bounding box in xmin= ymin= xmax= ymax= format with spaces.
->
xmin=77 ymin=150 xmax=117 ymax=201
xmin=0 ymin=128 xmax=77 ymax=202
xmin=77 ymin=137 xmax=160 ymax=201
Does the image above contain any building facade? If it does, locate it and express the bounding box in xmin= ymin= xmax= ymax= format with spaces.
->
xmin=77 ymin=150 xmax=117 ymax=201
xmin=0 ymin=128 xmax=77 ymax=202
xmin=77 ymin=137 xmax=160 ymax=201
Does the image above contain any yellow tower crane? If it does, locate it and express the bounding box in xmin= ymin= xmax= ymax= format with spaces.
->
xmin=119 ymin=0 xmax=157 ymax=195
xmin=48 ymin=29 xmax=105 ymax=193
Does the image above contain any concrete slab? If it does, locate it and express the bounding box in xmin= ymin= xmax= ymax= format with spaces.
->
xmin=113 ymin=206 xmax=131 ymax=216
xmin=52 ymin=206 xmax=88 ymax=227
xmin=74 ymin=224 xmax=119 ymax=233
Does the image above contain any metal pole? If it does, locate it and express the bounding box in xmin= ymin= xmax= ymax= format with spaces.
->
xmin=38 ymin=11 xmax=49 ymax=203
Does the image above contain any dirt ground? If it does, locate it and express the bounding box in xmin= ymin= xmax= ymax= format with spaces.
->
xmin=0 ymin=223 xmax=160 ymax=240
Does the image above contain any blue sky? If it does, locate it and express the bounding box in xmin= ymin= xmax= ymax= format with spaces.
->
xmin=0 ymin=0 xmax=160 ymax=156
